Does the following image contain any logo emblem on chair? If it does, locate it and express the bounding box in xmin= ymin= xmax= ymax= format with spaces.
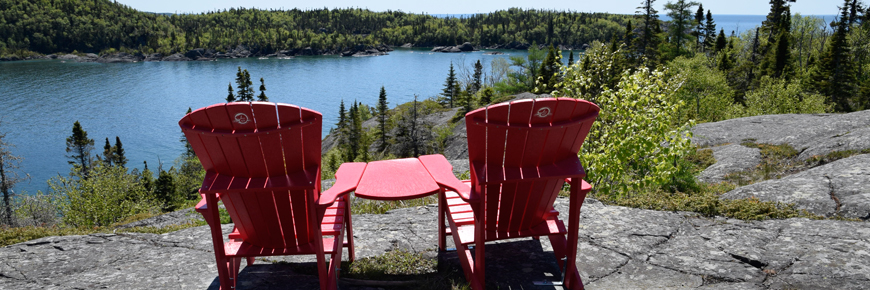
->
xmin=234 ymin=113 xmax=250 ymax=124
xmin=536 ymin=107 xmax=552 ymax=118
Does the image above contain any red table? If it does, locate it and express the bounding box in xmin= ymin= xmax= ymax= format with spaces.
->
xmin=353 ymin=157 xmax=443 ymax=200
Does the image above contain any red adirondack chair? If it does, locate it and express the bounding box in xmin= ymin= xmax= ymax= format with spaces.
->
xmin=179 ymin=102 xmax=363 ymax=290
xmin=422 ymin=98 xmax=599 ymax=290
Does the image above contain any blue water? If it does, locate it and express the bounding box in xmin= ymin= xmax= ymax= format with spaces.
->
xmin=659 ymin=14 xmax=837 ymax=36
xmin=1 ymin=48 xmax=546 ymax=194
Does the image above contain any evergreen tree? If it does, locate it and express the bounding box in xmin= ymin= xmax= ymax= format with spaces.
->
xmin=442 ymin=62 xmax=457 ymax=107
xmin=471 ymin=60 xmax=483 ymax=94
xmin=694 ymin=4 xmax=705 ymax=47
xmin=155 ymin=169 xmax=177 ymax=211
xmin=704 ymin=10 xmax=717 ymax=50
xmin=812 ymin=1 xmax=858 ymax=111
xmin=102 ymin=138 xmax=113 ymax=166
xmin=377 ymin=86 xmax=389 ymax=152
xmin=536 ymin=44 xmax=562 ymax=93
xmin=0 ymin=125 xmax=28 ymax=227
xmin=347 ymin=101 xmax=362 ymax=161
xmin=226 ymin=83 xmax=235 ymax=102
xmin=663 ymin=0 xmax=700 ymax=59
xmin=65 ymin=121 xmax=94 ymax=178
xmin=771 ymin=31 xmax=792 ymax=78
xmin=715 ymin=28 xmax=727 ymax=52
xmin=635 ymin=0 xmax=663 ymax=68
xmin=762 ymin=0 xmax=795 ymax=43
xmin=257 ymin=77 xmax=268 ymax=101
xmin=140 ymin=161 xmax=154 ymax=192
xmin=113 ymin=136 xmax=127 ymax=167
xmin=623 ymin=20 xmax=635 ymax=49
xmin=568 ymin=50 xmax=575 ymax=64
xmin=235 ymin=67 xmax=254 ymax=101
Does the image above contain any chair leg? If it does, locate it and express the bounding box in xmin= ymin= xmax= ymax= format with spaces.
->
xmin=215 ymin=256 xmax=233 ymax=290
xmin=246 ymin=257 xmax=256 ymax=266
xmin=343 ymin=197 xmax=356 ymax=262
xmin=438 ymin=189 xmax=447 ymax=251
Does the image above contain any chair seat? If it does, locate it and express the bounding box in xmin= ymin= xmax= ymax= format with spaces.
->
xmin=444 ymin=190 xmax=566 ymax=245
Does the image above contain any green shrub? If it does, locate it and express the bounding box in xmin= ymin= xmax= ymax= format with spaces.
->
xmin=667 ymin=54 xmax=735 ymax=123
xmin=13 ymin=191 xmax=61 ymax=227
xmin=51 ymin=164 xmax=156 ymax=227
xmin=554 ymin=67 xmax=695 ymax=198
xmin=730 ymin=76 xmax=831 ymax=117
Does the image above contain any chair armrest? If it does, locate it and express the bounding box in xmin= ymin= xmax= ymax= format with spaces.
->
xmin=418 ymin=154 xmax=476 ymax=202
xmin=565 ymin=178 xmax=593 ymax=194
xmin=318 ymin=162 xmax=367 ymax=206
xmin=195 ymin=192 xmax=223 ymax=212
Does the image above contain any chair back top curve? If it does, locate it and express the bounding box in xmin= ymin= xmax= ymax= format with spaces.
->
xmin=464 ymin=98 xmax=599 ymax=237
xmin=179 ymin=102 xmax=323 ymax=249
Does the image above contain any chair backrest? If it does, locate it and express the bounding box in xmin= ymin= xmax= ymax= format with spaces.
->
xmin=180 ymin=102 xmax=323 ymax=249
xmin=465 ymin=98 xmax=599 ymax=237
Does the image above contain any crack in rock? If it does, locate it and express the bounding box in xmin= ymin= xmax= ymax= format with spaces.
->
xmin=2 ymin=260 xmax=27 ymax=281
xmin=823 ymin=174 xmax=842 ymax=212
xmin=588 ymin=256 xmax=631 ymax=283
xmin=729 ymin=253 xmax=768 ymax=270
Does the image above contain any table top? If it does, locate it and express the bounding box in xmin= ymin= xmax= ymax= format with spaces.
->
xmin=354 ymin=157 xmax=441 ymax=200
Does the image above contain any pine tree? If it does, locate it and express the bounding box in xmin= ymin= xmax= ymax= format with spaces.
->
xmin=226 ymin=83 xmax=235 ymax=102
xmin=102 ymin=138 xmax=113 ymax=166
xmin=141 ymin=161 xmax=153 ymax=192
xmin=442 ymin=62 xmax=457 ymax=107
xmin=377 ymin=86 xmax=389 ymax=152
xmin=347 ymin=102 xmax=362 ymax=161
xmin=812 ymin=0 xmax=858 ymax=111
xmin=771 ymin=31 xmax=792 ymax=78
xmin=257 ymin=77 xmax=268 ymax=101
xmin=568 ymin=50 xmax=574 ymax=64
xmin=635 ymin=0 xmax=662 ymax=68
xmin=663 ymin=0 xmax=700 ymax=59
xmin=694 ymin=4 xmax=705 ymax=48
xmin=66 ymin=121 xmax=94 ymax=178
xmin=235 ymin=67 xmax=254 ymax=101
xmin=715 ymin=28 xmax=727 ymax=52
xmin=471 ymin=60 xmax=483 ymax=94
xmin=704 ymin=10 xmax=717 ymax=50
xmin=155 ymin=169 xmax=177 ymax=211
xmin=113 ymin=136 xmax=127 ymax=167
xmin=536 ymin=44 xmax=562 ymax=94
xmin=0 ymin=125 xmax=28 ymax=227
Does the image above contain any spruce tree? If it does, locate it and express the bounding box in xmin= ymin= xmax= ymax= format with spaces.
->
xmin=226 ymin=83 xmax=235 ymax=102
xmin=536 ymin=44 xmax=561 ymax=94
xmin=704 ymin=10 xmax=717 ymax=50
xmin=715 ymin=29 xmax=727 ymax=52
xmin=812 ymin=1 xmax=857 ymax=111
xmin=0 ymin=125 xmax=28 ymax=227
xmin=235 ymin=67 xmax=254 ymax=101
xmin=635 ymin=0 xmax=662 ymax=68
xmin=141 ymin=161 xmax=154 ymax=192
xmin=181 ymin=108 xmax=195 ymax=158
xmin=347 ymin=102 xmax=361 ymax=161
xmin=102 ymin=138 xmax=113 ymax=166
xmin=471 ymin=60 xmax=483 ymax=94
xmin=66 ymin=121 xmax=94 ymax=178
xmin=377 ymin=86 xmax=389 ymax=152
xmin=568 ymin=51 xmax=574 ymax=64
xmin=113 ymin=136 xmax=127 ymax=167
xmin=663 ymin=0 xmax=700 ymax=59
xmin=155 ymin=169 xmax=177 ymax=211
xmin=257 ymin=77 xmax=268 ymax=101
xmin=771 ymin=31 xmax=792 ymax=78
xmin=442 ymin=62 xmax=457 ymax=107
xmin=694 ymin=4 xmax=705 ymax=48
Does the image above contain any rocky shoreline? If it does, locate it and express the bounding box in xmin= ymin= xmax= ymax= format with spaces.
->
xmin=0 ymin=42 xmax=591 ymax=62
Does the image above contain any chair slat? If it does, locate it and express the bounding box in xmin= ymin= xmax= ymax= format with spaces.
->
xmin=252 ymin=104 xmax=287 ymax=177
xmin=277 ymin=104 xmax=305 ymax=175
xmin=225 ymin=103 xmax=270 ymax=178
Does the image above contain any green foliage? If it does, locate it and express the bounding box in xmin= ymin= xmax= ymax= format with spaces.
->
xmin=226 ymin=83 xmax=235 ymax=102
xmin=257 ymin=77 xmax=268 ymax=102
xmin=662 ymin=0 xmax=700 ymax=60
xmin=351 ymin=195 xmax=438 ymax=215
xmin=345 ymin=249 xmax=437 ymax=278
xmin=667 ymin=54 xmax=734 ymax=122
xmin=555 ymin=64 xmax=694 ymax=198
xmin=534 ymin=45 xmax=562 ymax=94
xmin=442 ymin=62 xmax=457 ymax=107
xmin=12 ymin=191 xmax=61 ymax=227
xmin=155 ymin=170 xmax=180 ymax=211
xmin=377 ymin=86 xmax=389 ymax=151
xmin=234 ymin=67 xmax=255 ymax=102
xmin=51 ymin=163 xmax=155 ymax=227
xmin=725 ymin=142 xmax=800 ymax=185
xmin=65 ymin=121 xmax=94 ymax=177
xmin=0 ymin=225 xmax=102 ymax=247
xmin=730 ymin=76 xmax=830 ymax=117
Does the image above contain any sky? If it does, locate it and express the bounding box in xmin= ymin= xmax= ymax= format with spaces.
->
xmin=115 ymin=0 xmax=841 ymax=16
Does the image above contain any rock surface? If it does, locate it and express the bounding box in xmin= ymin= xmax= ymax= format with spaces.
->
xmin=698 ymin=144 xmax=761 ymax=183
xmin=722 ymin=154 xmax=870 ymax=219
xmin=692 ymin=110 xmax=870 ymax=160
xmin=2 ymin=198 xmax=868 ymax=289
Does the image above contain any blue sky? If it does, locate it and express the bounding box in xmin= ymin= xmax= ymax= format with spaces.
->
xmin=116 ymin=0 xmax=840 ymax=16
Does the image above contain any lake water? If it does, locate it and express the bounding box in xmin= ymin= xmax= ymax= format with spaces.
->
xmin=1 ymin=48 xmax=541 ymax=193
xmin=6 ymin=14 xmax=833 ymax=194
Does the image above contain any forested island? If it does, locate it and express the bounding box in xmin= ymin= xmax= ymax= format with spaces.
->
xmin=0 ymin=0 xmax=629 ymax=59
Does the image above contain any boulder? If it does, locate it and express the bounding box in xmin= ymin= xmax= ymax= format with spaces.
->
xmin=698 ymin=144 xmax=761 ymax=183
xmin=144 ymin=53 xmax=163 ymax=61
xmin=692 ymin=110 xmax=870 ymax=160
xmin=722 ymin=154 xmax=870 ymax=219
xmin=400 ymin=43 xmax=413 ymax=48
xmin=456 ymin=42 xmax=475 ymax=51
xmin=161 ymin=53 xmax=191 ymax=61
xmin=483 ymin=51 xmax=504 ymax=55
xmin=97 ymin=52 xmax=144 ymax=63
